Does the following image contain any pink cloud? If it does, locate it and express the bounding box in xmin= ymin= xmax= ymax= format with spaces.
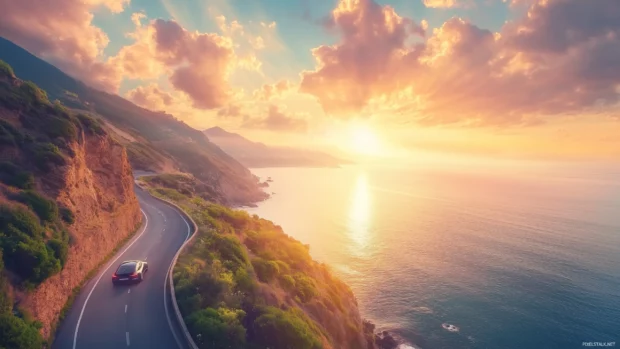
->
xmin=253 ymin=80 xmax=293 ymax=101
xmin=300 ymin=0 xmax=425 ymax=115
xmin=243 ymin=104 xmax=308 ymax=132
xmin=300 ymin=0 xmax=620 ymax=126
xmin=125 ymin=84 xmax=174 ymax=111
xmin=0 ymin=0 xmax=128 ymax=92
xmin=112 ymin=18 xmax=236 ymax=109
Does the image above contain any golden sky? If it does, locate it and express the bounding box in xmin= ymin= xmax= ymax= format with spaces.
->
xmin=1 ymin=0 xmax=619 ymax=161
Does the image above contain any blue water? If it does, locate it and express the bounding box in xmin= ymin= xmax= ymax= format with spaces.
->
xmin=245 ymin=164 xmax=620 ymax=349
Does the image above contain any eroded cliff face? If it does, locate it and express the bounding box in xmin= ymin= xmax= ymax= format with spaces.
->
xmin=21 ymin=132 xmax=141 ymax=338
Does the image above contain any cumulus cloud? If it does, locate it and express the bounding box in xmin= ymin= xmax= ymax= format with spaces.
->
xmin=253 ymin=80 xmax=293 ymax=101
xmin=112 ymin=18 xmax=236 ymax=109
xmin=243 ymin=105 xmax=308 ymax=132
xmin=0 ymin=0 xmax=128 ymax=91
xmin=300 ymin=0 xmax=426 ymax=115
xmin=125 ymin=83 xmax=174 ymax=111
xmin=300 ymin=0 xmax=620 ymax=127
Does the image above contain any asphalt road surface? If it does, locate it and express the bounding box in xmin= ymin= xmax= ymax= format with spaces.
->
xmin=53 ymin=185 xmax=190 ymax=349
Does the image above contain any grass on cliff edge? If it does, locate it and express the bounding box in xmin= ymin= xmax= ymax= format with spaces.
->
xmin=141 ymin=174 xmax=376 ymax=349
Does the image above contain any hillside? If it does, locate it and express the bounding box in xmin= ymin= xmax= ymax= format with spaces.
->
xmin=0 ymin=61 xmax=141 ymax=345
xmin=204 ymin=127 xmax=349 ymax=168
xmin=137 ymin=174 xmax=380 ymax=349
xmin=0 ymin=37 xmax=267 ymax=206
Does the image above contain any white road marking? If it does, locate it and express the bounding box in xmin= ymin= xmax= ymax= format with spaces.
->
xmin=126 ymin=332 xmax=130 ymax=346
xmin=164 ymin=213 xmax=191 ymax=349
xmin=128 ymin=289 xmax=131 ymax=294
xmin=125 ymin=304 xmax=127 ymax=313
xmin=72 ymin=210 xmax=149 ymax=349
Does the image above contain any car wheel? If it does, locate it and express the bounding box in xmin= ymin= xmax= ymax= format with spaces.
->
xmin=139 ymin=273 xmax=143 ymax=282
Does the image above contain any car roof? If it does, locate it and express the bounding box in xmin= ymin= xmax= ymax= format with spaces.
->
xmin=120 ymin=260 xmax=141 ymax=265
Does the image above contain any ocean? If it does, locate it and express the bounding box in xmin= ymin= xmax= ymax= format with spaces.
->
xmin=244 ymin=163 xmax=620 ymax=349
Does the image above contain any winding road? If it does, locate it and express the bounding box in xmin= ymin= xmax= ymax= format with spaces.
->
xmin=53 ymin=184 xmax=190 ymax=349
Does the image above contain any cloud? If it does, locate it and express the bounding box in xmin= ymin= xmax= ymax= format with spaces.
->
xmin=422 ymin=0 xmax=463 ymax=9
xmin=252 ymin=80 xmax=293 ymax=101
xmin=299 ymin=0 xmax=620 ymax=127
xmin=111 ymin=18 xmax=236 ymax=109
xmin=217 ymin=104 xmax=246 ymax=118
xmin=125 ymin=83 xmax=174 ymax=111
xmin=0 ymin=0 xmax=128 ymax=91
xmin=243 ymin=105 xmax=308 ymax=132
xmin=300 ymin=0 xmax=426 ymax=115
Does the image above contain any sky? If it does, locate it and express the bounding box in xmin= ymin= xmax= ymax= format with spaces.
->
xmin=1 ymin=0 xmax=619 ymax=162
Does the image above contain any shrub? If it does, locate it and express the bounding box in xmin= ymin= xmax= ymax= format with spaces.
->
xmin=208 ymin=234 xmax=249 ymax=270
xmin=0 ymin=60 xmax=15 ymax=78
xmin=59 ymin=207 xmax=75 ymax=224
xmin=0 ymin=162 xmax=34 ymax=189
xmin=28 ymin=142 xmax=66 ymax=170
xmin=279 ymin=274 xmax=296 ymax=292
xmin=154 ymin=188 xmax=187 ymax=201
xmin=233 ymin=267 xmax=256 ymax=293
xmin=293 ymin=274 xmax=318 ymax=303
xmin=0 ymin=314 xmax=44 ymax=349
xmin=252 ymin=258 xmax=280 ymax=283
xmin=76 ymin=113 xmax=105 ymax=135
xmin=0 ymin=205 xmax=62 ymax=284
xmin=3 ymin=233 xmax=61 ymax=284
xmin=14 ymin=190 xmax=59 ymax=223
xmin=45 ymin=116 xmax=78 ymax=141
xmin=251 ymin=307 xmax=322 ymax=349
xmin=47 ymin=238 xmax=69 ymax=267
xmin=0 ymin=205 xmax=43 ymax=238
xmin=19 ymin=81 xmax=48 ymax=106
xmin=187 ymin=307 xmax=246 ymax=349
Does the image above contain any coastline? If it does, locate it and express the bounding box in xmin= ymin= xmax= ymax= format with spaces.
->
xmin=243 ymin=174 xmax=418 ymax=349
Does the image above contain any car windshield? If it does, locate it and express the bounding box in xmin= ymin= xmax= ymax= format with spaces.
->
xmin=116 ymin=262 xmax=136 ymax=274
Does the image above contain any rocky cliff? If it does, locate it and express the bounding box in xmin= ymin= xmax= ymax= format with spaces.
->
xmin=22 ymin=126 xmax=141 ymax=338
xmin=0 ymin=60 xmax=141 ymax=341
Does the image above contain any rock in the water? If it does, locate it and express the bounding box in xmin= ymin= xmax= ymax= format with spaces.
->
xmin=375 ymin=331 xmax=399 ymax=349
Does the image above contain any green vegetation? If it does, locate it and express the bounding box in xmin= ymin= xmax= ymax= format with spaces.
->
xmin=252 ymin=307 xmax=322 ymax=349
xmin=0 ymin=162 xmax=34 ymax=190
xmin=0 ymin=60 xmax=15 ymax=78
xmin=59 ymin=207 xmax=75 ymax=225
xmin=13 ymin=190 xmax=59 ymax=223
xmin=142 ymin=173 xmax=222 ymax=202
xmin=0 ymin=204 xmax=64 ymax=285
xmin=186 ymin=307 xmax=246 ymax=348
xmin=0 ymin=61 xmax=89 ymax=347
xmin=0 ymin=254 xmax=45 ymax=349
xmin=76 ymin=113 xmax=105 ymax=135
xmin=145 ymin=175 xmax=374 ymax=349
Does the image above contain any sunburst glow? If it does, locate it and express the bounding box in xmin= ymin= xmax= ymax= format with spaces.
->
xmin=348 ymin=125 xmax=383 ymax=156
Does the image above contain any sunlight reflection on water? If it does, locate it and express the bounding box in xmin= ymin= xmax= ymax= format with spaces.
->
xmin=348 ymin=172 xmax=372 ymax=256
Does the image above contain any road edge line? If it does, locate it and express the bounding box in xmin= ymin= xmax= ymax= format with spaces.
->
xmin=71 ymin=210 xmax=149 ymax=349
xmin=147 ymin=194 xmax=200 ymax=349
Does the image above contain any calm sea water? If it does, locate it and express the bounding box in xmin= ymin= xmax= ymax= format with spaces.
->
xmin=244 ymin=163 xmax=620 ymax=349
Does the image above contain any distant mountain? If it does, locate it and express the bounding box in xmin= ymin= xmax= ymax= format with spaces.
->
xmin=204 ymin=127 xmax=350 ymax=168
xmin=0 ymin=37 xmax=267 ymax=205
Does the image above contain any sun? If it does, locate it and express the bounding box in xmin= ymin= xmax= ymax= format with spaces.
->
xmin=348 ymin=125 xmax=382 ymax=156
